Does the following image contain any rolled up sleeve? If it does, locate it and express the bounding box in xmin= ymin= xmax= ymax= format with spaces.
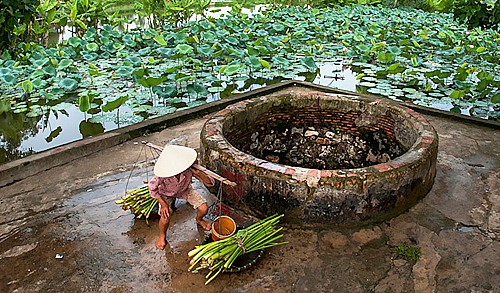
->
xmin=148 ymin=176 xmax=161 ymax=199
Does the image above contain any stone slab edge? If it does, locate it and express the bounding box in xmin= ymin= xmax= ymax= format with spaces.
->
xmin=1 ymin=80 xmax=499 ymax=188
xmin=0 ymin=81 xmax=301 ymax=187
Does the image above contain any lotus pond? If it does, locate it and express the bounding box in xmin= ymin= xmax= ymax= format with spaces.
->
xmin=1 ymin=4 xmax=500 ymax=164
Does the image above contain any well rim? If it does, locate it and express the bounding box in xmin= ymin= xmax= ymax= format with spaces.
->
xmin=202 ymin=92 xmax=437 ymax=188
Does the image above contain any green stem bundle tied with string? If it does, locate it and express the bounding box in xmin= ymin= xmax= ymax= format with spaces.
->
xmin=115 ymin=186 xmax=158 ymax=223
xmin=188 ymin=214 xmax=287 ymax=285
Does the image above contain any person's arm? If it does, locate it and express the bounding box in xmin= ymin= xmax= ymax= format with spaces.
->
xmin=189 ymin=161 xmax=215 ymax=187
xmin=157 ymin=196 xmax=171 ymax=218
xmin=148 ymin=176 xmax=172 ymax=218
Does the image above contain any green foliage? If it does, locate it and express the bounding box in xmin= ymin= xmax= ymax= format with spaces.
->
xmin=134 ymin=0 xmax=211 ymax=28
xmin=0 ymin=0 xmax=39 ymax=51
xmin=0 ymin=0 xmax=130 ymax=53
xmin=394 ymin=245 xmax=422 ymax=262
xmin=380 ymin=0 xmax=433 ymax=11
xmin=451 ymin=0 xmax=500 ymax=29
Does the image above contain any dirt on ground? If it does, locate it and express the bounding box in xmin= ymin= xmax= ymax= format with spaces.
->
xmin=1 ymin=97 xmax=500 ymax=292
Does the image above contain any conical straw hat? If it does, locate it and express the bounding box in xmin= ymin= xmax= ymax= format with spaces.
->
xmin=153 ymin=145 xmax=197 ymax=177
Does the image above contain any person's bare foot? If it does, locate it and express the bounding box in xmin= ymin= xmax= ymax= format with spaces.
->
xmin=156 ymin=235 xmax=166 ymax=250
xmin=197 ymin=220 xmax=211 ymax=231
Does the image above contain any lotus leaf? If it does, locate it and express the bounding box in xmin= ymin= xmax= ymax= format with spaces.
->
xmin=1 ymin=74 xmax=17 ymax=86
xmin=102 ymin=95 xmax=129 ymax=112
xmin=114 ymin=66 xmax=134 ymax=77
xmin=31 ymin=78 xmax=47 ymax=89
xmin=68 ymin=37 xmax=81 ymax=47
xmin=58 ymin=59 xmax=73 ymax=70
xmin=226 ymin=37 xmax=239 ymax=46
xmin=300 ymin=56 xmax=317 ymax=72
xmin=136 ymin=76 xmax=166 ymax=87
xmin=152 ymin=85 xmax=177 ymax=98
xmin=81 ymin=52 xmax=99 ymax=61
xmin=4 ymin=60 xmax=15 ymax=67
xmin=59 ymin=78 xmax=78 ymax=91
xmin=138 ymin=47 xmax=152 ymax=56
xmin=78 ymin=95 xmax=91 ymax=112
xmin=86 ymin=43 xmax=99 ymax=52
xmin=449 ymin=90 xmax=464 ymax=99
xmin=377 ymin=52 xmax=394 ymax=62
xmin=491 ymin=93 xmax=500 ymax=103
xmin=154 ymin=35 xmax=168 ymax=46
xmin=388 ymin=46 xmax=401 ymax=55
xmin=127 ymin=56 xmax=142 ymax=67
xmin=208 ymin=86 xmax=224 ymax=93
xmin=0 ymin=100 xmax=12 ymax=114
xmin=186 ymin=83 xmax=208 ymax=97
xmin=48 ymin=101 xmax=71 ymax=111
xmin=219 ymin=64 xmax=242 ymax=76
xmin=199 ymin=21 xmax=211 ymax=30
xmin=176 ymin=44 xmax=194 ymax=55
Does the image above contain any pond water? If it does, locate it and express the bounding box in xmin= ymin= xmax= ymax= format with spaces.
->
xmin=1 ymin=4 xmax=496 ymax=164
xmin=0 ymin=63 xmax=359 ymax=164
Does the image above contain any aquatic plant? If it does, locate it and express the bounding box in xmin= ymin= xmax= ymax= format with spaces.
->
xmin=1 ymin=5 xmax=500 ymax=163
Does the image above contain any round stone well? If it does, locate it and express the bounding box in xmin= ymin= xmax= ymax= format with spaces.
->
xmin=201 ymin=92 xmax=438 ymax=226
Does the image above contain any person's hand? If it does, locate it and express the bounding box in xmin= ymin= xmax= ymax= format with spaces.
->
xmin=159 ymin=204 xmax=172 ymax=219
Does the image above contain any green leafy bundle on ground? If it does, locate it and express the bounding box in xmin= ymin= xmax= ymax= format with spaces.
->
xmin=188 ymin=214 xmax=287 ymax=284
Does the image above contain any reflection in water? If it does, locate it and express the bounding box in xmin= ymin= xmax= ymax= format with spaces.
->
xmin=0 ymin=65 xmax=359 ymax=164
xmin=0 ymin=112 xmax=39 ymax=163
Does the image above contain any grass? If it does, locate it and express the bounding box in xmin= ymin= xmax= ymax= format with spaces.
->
xmin=394 ymin=245 xmax=422 ymax=262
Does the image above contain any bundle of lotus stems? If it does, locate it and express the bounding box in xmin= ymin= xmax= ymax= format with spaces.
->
xmin=115 ymin=186 xmax=158 ymax=223
xmin=188 ymin=214 xmax=287 ymax=284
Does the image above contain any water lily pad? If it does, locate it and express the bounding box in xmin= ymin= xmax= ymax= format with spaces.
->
xmin=68 ymin=37 xmax=81 ymax=47
xmin=127 ymin=56 xmax=142 ymax=67
xmin=208 ymin=86 xmax=225 ymax=93
xmin=86 ymin=43 xmax=99 ymax=52
xmin=300 ymin=56 xmax=317 ymax=72
xmin=186 ymin=83 xmax=208 ymax=97
xmin=1 ymin=74 xmax=17 ymax=86
xmin=58 ymin=59 xmax=73 ymax=70
xmin=138 ymin=47 xmax=152 ymax=56
xmin=152 ymin=85 xmax=177 ymax=98
xmin=59 ymin=78 xmax=79 ymax=91
xmin=114 ymin=66 xmax=134 ymax=77
xmin=359 ymin=81 xmax=376 ymax=87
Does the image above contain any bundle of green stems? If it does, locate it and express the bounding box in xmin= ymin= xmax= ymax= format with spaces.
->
xmin=115 ymin=186 xmax=158 ymax=223
xmin=188 ymin=214 xmax=287 ymax=285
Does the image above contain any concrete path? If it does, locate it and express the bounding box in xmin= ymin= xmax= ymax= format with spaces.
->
xmin=1 ymin=86 xmax=500 ymax=292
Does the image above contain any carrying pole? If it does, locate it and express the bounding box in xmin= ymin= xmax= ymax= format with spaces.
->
xmin=141 ymin=141 xmax=237 ymax=187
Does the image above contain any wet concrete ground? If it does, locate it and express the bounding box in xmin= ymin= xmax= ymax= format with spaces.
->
xmin=1 ymin=98 xmax=500 ymax=292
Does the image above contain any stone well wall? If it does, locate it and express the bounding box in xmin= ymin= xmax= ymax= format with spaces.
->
xmin=201 ymin=92 xmax=438 ymax=227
